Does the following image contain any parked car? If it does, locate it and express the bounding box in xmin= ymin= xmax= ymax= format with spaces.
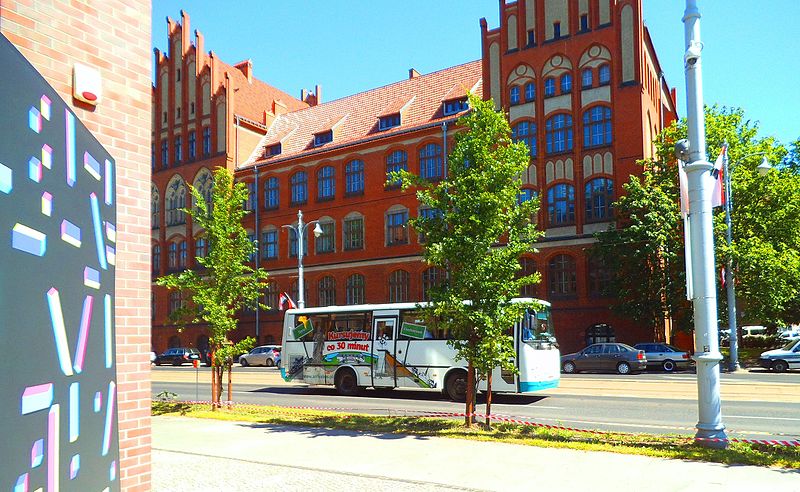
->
xmin=561 ymin=343 xmax=647 ymax=375
xmin=633 ymin=343 xmax=692 ymax=372
xmin=779 ymin=329 xmax=800 ymax=341
xmin=758 ymin=339 xmax=800 ymax=372
xmin=153 ymin=347 xmax=201 ymax=366
xmin=239 ymin=345 xmax=281 ymax=367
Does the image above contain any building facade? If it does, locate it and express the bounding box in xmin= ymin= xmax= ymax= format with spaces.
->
xmin=152 ymin=0 xmax=677 ymax=355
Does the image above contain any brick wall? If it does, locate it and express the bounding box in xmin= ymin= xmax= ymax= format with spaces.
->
xmin=1 ymin=1 xmax=153 ymax=490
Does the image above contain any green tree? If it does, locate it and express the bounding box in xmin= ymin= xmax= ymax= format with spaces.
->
xmin=156 ymin=167 xmax=268 ymax=408
xmin=592 ymin=105 xmax=800 ymax=339
xmin=391 ymin=93 xmax=542 ymax=427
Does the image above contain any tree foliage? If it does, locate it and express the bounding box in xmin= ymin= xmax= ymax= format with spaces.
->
xmin=391 ymin=93 xmax=543 ymax=426
xmin=592 ymin=105 xmax=800 ymax=336
xmin=156 ymin=167 xmax=268 ymax=407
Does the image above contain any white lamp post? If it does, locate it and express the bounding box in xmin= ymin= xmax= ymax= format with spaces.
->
xmin=282 ymin=210 xmax=322 ymax=309
xmin=723 ymin=148 xmax=772 ymax=372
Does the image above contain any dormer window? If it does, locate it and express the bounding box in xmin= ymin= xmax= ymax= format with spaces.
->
xmin=443 ymin=97 xmax=469 ymax=116
xmin=379 ymin=113 xmax=401 ymax=131
xmin=314 ymin=130 xmax=333 ymax=147
xmin=265 ymin=143 xmax=281 ymax=158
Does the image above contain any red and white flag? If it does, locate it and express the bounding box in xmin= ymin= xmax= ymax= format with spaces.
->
xmin=711 ymin=146 xmax=727 ymax=208
xmin=279 ymin=292 xmax=297 ymax=310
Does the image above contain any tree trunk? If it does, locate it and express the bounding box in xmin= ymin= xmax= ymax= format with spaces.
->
xmin=227 ymin=363 xmax=232 ymax=403
xmin=485 ymin=371 xmax=493 ymax=429
xmin=465 ymin=360 xmax=475 ymax=428
xmin=209 ymin=348 xmax=218 ymax=410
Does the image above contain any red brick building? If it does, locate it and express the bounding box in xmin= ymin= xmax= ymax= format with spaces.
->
xmin=152 ymin=0 xmax=677 ymax=354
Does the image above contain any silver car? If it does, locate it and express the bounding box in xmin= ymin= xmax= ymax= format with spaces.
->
xmin=633 ymin=343 xmax=692 ymax=372
xmin=239 ymin=345 xmax=281 ymax=367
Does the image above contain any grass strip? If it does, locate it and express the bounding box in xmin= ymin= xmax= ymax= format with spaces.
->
xmin=153 ymin=400 xmax=799 ymax=469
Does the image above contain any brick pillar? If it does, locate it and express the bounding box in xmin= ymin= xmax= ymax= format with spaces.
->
xmin=1 ymin=2 xmax=153 ymax=490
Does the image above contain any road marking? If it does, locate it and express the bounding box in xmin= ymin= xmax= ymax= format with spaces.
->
xmin=727 ymin=415 xmax=800 ymax=422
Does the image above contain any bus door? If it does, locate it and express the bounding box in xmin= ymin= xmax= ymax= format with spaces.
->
xmin=371 ymin=316 xmax=396 ymax=387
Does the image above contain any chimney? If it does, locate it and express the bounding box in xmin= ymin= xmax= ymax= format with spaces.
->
xmin=409 ymin=68 xmax=420 ymax=79
xmin=234 ymin=59 xmax=253 ymax=83
xmin=300 ymin=88 xmax=308 ymax=101
xmin=314 ymin=84 xmax=322 ymax=104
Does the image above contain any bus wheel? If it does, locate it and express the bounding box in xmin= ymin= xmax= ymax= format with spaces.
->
xmin=335 ymin=368 xmax=359 ymax=396
xmin=445 ymin=371 xmax=467 ymax=402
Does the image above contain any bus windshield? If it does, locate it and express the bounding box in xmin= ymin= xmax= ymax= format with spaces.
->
xmin=521 ymin=307 xmax=556 ymax=346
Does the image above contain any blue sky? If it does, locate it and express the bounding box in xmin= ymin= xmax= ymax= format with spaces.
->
xmin=152 ymin=1 xmax=799 ymax=147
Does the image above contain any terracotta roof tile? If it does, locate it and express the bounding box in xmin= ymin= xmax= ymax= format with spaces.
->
xmin=245 ymin=60 xmax=483 ymax=165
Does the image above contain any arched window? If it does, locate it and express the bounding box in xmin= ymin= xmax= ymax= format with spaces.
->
xmin=386 ymin=207 xmax=409 ymax=246
xmin=289 ymin=228 xmax=307 ymax=258
xmin=421 ymin=267 xmax=446 ymax=301
xmin=518 ymin=256 xmax=537 ymax=297
xmin=544 ymin=77 xmax=556 ymax=97
xmin=518 ymin=187 xmax=537 ymax=204
xmin=419 ymin=143 xmax=443 ymax=181
xmin=560 ymin=73 xmax=572 ymax=94
xmin=193 ymin=169 xmax=213 ymax=214
xmin=512 ymin=121 xmax=537 ymax=157
xmin=290 ymin=171 xmax=307 ymax=205
xmin=346 ymin=274 xmax=365 ymax=305
xmin=547 ymin=183 xmax=576 ymax=225
xmin=264 ymin=280 xmax=279 ymax=310
xmin=388 ymin=270 xmax=409 ymax=302
xmin=261 ymin=227 xmax=278 ymax=259
xmin=386 ymin=150 xmax=408 ymax=187
xmin=524 ymin=81 xmax=536 ymax=102
xmin=168 ymin=241 xmax=178 ymax=269
xmin=151 ymin=185 xmax=160 ymax=229
xmin=318 ymin=276 xmax=336 ymax=306
xmin=152 ymin=245 xmax=161 ymax=273
xmin=588 ymin=255 xmax=612 ymax=297
xmin=166 ymin=178 xmax=187 ymax=225
xmin=581 ymin=68 xmax=593 ymax=89
xmin=290 ymin=280 xmax=308 ymax=307
xmin=585 ymin=177 xmax=614 ymax=221
xmin=195 ymin=236 xmax=207 ymax=259
xmin=599 ymin=63 xmax=611 ymax=85
xmin=264 ymin=176 xmax=279 ymax=209
xmin=317 ymin=165 xmax=335 ymax=200
xmin=583 ymin=106 xmax=612 ymax=147
xmin=548 ymin=254 xmax=576 ymax=297
xmin=545 ymin=114 xmax=573 ymax=154
xmin=178 ymin=240 xmax=187 ymax=268
xmin=168 ymin=290 xmax=184 ymax=315
xmin=345 ymin=159 xmax=364 ymax=195
xmin=509 ymin=85 xmax=520 ymax=105
xmin=343 ymin=212 xmax=364 ymax=250
xmin=315 ymin=218 xmax=335 ymax=254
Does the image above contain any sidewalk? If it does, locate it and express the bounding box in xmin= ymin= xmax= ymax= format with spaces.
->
xmin=151 ymin=416 xmax=800 ymax=491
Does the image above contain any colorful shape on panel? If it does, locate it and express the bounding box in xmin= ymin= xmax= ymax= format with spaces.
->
xmin=69 ymin=382 xmax=80 ymax=442
xmin=14 ymin=473 xmax=28 ymax=492
xmin=102 ymin=381 xmax=116 ymax=456
xmin=42 ymin=144 xmax=53 ymax=169
xmin=109 ymin=461 xmax=117 ymax=481
xmin=31 ymin=438 xmax=44 ymax=467
xmin=29 ymin=106 xmax=42 ymax=133
xmin=84 ymin=267 xmax=100 ymax=289
xmin=104 ymin=159 xmax=113 ymax=205
xmin=21 ymin=383 xmax=53 ymax=415
xmin=40 ymin=95 xmax=51 ymax=120
xmin=106 ymin=245 xmax=116 ymax=265
xmin=1 ymin=162 xmax=12 ymax=194
xmin=104 ymin=295 xmax=112 ymax=368
xmin=41 ymin=192 xmax=53 ymax=216
xmin=105 ymin=221 xmax=116 ymax=242
xmin=90 ymin=193 xmax=108 ymax=269
xmin=65 ymin=110 xmax=76 ymax=186
xmin=70 ymin=454 xmax=80 ymax=479
xmin=72 ymin=296 xmax=94 ymax=374
xmin=28 ymin=156 xmax=42 ymax=182
xmin=48 ymin=405 xmax=60 ymax=492
xmin=94 ymin=391 xmax=102 ymax=412
xmin=60 ymin=219 xmax=82 ymax=247
xmin=84 ymin=151 xmax=101 ymax=180
xmin=12 ymin=223 xmax=46 ymax=256
xmin=46 ymin=288 xmax=75 ymax=376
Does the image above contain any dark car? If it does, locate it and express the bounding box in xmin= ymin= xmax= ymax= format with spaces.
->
xmin=561 ymin=343 xmax=646 ymax=375
xmin=154 ymin=347 xmax=201 ymax=366
xmin=633 ymin=343 xmax=692 ymax=372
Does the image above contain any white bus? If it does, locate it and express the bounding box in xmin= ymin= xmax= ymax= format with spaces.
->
xmin=280 ymin=298 xmax=559 ymax=401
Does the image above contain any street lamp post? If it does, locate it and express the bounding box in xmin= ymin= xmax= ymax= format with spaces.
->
xmin=722 ymin=145 xmax=772 ymax=372
xmin=282 ymin=210 xmax=322 ymax=309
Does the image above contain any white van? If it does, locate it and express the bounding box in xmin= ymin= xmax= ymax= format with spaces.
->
xmin=742 ymin=325 xmax=767 ymax=337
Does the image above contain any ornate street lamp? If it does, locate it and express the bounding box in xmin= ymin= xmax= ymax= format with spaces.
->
xmin=282 ymin=210 xmax=322 ymax=309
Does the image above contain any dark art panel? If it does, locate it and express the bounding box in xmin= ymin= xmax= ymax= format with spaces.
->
xmin=0 ymin=33 xmax=120 ymax=491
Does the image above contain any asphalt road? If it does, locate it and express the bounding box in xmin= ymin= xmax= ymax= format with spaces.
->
xmin=151 ymin=366 xmax=800 ymax=442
